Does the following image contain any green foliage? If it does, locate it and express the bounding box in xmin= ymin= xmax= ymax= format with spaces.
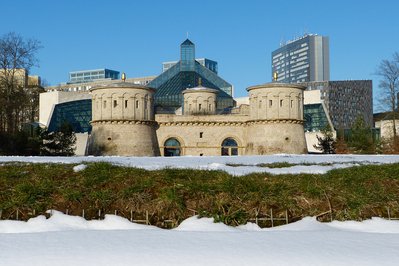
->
xmin=40 ymin=122 xmax=76 ymax=156
xmin=258 ymin=162 xmax=296 ymax=168
xmin=89 ymin=190 xmax=115 ymax=209
xmin=63 ymin=189 xmax=83 ymax=203
xmin=0 ymin=162 xmax=399 ymax=226
xmin=0 ymin=129 xmax=41 ymax=155
xmin=347 ymin=116 xmax=377 ymax=154
xmin=313 ymin=124 xmax=336 ymax=154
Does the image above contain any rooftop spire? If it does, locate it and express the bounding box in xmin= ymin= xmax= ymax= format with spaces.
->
xmin=181 ymin=39 xmax=194 ymax=46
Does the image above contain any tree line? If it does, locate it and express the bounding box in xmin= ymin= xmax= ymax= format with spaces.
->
xmin=314 ymin=117 xmax=380 ymax=154
xmin=0 ymin=32 xmax=75 ymax=156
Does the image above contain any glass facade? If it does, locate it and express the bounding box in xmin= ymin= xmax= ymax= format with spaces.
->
xmin=149 ymin=39 xmax=234 ymax=112
xmin=69 ymin=69 xmax=120 ymax=84
xmin=301 ymin=80 xmax=373 ymax=129
xmin=163 ymin=58 xmax=218 ymax=74
xmin=271 ymin=34 xmax=329 ymax=83
xmin=180 ymin=39 xmax=195 ymax=71
xmin=303 ymin=103 xmax=329 ymax=132
xmin=48 ymin=99 xmax=92 ymax=133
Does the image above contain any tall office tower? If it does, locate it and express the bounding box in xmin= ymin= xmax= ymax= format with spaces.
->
xmin=272 ymin=34 xmax=330 ymax=83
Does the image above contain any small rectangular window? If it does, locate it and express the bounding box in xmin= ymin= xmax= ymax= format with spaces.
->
xmin=113 ymin=100 xmax=117 ymax=108
xmin=125 ymin=100 xmax=128 ymax=108
xmin=199 ymin=103 xmax=202 ymax=111
xmin=200 ymin=132 xmax=203 ymax=138
xmin=136 ymin=100 xmax=139 ymax=109
xmin=280 ymin=100 xmax=283 ymax=107
xmin=269 ymin=100 xmax=272 ymax=107
xmin=291 ymin=100 xmax=293 ymax=108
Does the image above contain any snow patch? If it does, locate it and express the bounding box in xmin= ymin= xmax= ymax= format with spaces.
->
xmin=174 ymin=216 xmax=237 ymax=232
xmin=73 ymin=164 xmax=87 ymax=172
xmin=1 ymin=154 xmax=399 ymax=175
xmin=1 ymin=212 xmax=399 ymax=265
xmin=0 ymin=210 xmax=159 ymax=233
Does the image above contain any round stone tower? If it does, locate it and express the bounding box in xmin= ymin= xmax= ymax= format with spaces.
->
xmin=246 ymin=83 xmax=307 ymax=154
xmin=182 ymin=86 xmax=218 ymax=115
xmin=89 ymin=83 xmax=160 ymax=156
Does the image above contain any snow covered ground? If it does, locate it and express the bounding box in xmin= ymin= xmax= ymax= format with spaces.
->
xmin=1 ymin=154 xmax=399 ymax=265
xmin=1 ymin=154 xmax=399 ymax=175
xmin=1 ymin=211 xmax=399 ymax=266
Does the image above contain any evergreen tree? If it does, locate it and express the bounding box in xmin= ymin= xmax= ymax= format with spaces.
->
xmin=40 ymin=122 xmax=76 ymax=156
xmin=313 ymin=124 xmax=336 ymax=154
xmin=347 ymin=116 xmax=375 ymax=154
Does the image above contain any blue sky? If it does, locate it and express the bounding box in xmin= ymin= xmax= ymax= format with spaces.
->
xmin=1 ymin=0 xmax=398 ymax=111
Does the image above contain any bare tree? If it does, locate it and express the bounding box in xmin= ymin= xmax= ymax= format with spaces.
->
xmin=376 ymin=52 xmax=399 ymax=139
xmin=0 ymin=32 xmax=42 ymax=133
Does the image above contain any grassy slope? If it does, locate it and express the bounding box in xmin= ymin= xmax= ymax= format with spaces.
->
xmin=0 ymin=162 xmax=399 ymax=227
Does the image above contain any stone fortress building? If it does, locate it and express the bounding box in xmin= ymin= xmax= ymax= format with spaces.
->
xmin=86 ymin=39 xmax=307 ymax=156
xmin=88 ymin=81 xmax=308 ymax=156
xmin=39 ymin=38 xmax=374 ymax=155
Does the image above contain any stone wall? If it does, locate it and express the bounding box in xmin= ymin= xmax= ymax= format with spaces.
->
xmin=90 ymin=83 xmax=159 ymax=156
xmin=183 ymin=87 xmax=217 ymax=115
xmin=92 ymin=86 xmax=154 ymax=122
xmin=156 ymin=114 xmax=247 ymax=156
xmin=246 ymin=83 xmax=307 ymax=154
xmin=90 ymin=121 xmax=160 ymax=156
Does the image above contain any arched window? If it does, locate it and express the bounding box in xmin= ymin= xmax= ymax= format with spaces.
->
xmin=164 ymin=138 xmax=181 ymax=157
xmin=221 ymin=138 xmax=238 ymax=156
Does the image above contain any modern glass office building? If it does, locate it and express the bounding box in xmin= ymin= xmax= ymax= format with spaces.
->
xmin=272 ymin=34 xmax=329 ymax=83
xmin=301 ymin=80 xmax=373 ymax=129
xmin=69 ymin=69 xmax=120 ymax=84
xmin=149 ymin=39 xmax=234 ymax=112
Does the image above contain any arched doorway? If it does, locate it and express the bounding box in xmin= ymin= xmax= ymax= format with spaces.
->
xmin=221 ymin=138 xmax=238 ymax=156
xmin=164 ymin=138 xmax=181 ymax=156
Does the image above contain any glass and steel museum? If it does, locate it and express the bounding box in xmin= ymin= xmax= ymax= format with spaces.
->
xmin=148 ymin=39 xmax=234 ymax=113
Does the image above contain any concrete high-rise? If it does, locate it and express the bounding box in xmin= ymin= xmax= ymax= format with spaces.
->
xmin=272 ymin=34 xmax=330 ymax=83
